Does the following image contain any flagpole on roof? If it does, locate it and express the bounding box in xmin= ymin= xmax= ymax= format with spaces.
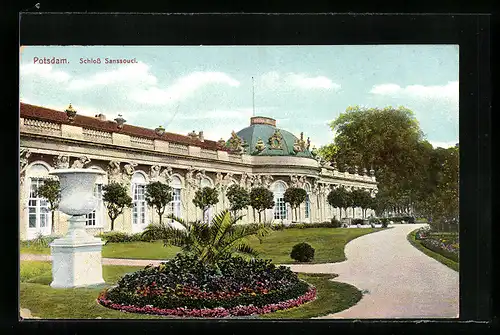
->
xmin=252 ymin=76 xmax=255 ymax=117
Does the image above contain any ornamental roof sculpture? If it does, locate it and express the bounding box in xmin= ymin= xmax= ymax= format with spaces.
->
xmin=268 ymin=129 xmax=283 ymax=150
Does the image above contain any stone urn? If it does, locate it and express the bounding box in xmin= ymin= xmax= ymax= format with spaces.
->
xmin=48 ymin=168 xmax=106 ymax=288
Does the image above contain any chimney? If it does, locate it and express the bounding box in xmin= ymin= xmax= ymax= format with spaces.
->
xmin=198 ymin=131 xmax=204 ymax=142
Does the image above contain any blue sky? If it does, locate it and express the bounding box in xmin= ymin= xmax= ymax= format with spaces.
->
xmin=19 ymin=45 xmax=459 ymax=149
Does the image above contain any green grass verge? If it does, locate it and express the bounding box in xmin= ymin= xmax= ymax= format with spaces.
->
xmin=407 ymin=230 xmax=459 ymax=272
xmin=21 ymin=228 xmax=384 ymax=264
xmin=20 ymin=261 xmax=361 ymax=319
xmin=259 ymin=273 xmax=361 ymax=319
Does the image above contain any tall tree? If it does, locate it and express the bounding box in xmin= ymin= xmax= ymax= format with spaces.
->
xmin=319 ymin=106 xmax=426 ymax=213
xmin=102 ymin=182 xmax=133 ymax=231
xmin=145 ymin=181 xmax=173 ymax=226
xmin=193 ymin=187 xmax=219 ymax=224
xmin=35 ymin=178 xmax=61 ymax=234
xmin=225 ymin=184 xmax=250 ymax=217
xmin=327 ymin=187 xmax=353 ymax=219
xmin=249 ymin=187 xmax=275 ymax=223
xmin=283 ymin=187 xmax=307 ymax=222
xmin=351 ymin=189 xmax=373 ymax=219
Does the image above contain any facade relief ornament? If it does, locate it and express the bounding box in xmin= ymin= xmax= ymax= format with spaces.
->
xmin=363 ymin=167 xmax=368 ymax=176
xmin=223 ymin=172 xmax=234 ymax=186
xmin=268 ymin=129 xmax=283 ymax=150
xmin=215 ymin=172 xmax=224 ymax=189
xmin=123 ymin=162 xmax=138 ymax=176
xmin=71 ymin=156 xmax=91 ymax=169
xmin=240 ymin=172 xmax=248 ymax=188
xmin=53 ymin=154 xmax=70 ymax=169
xmin=246 ymin=174 xmax=255 ymax=189
xmin=253 ymin=174 xmax=262 ymax=188
xmin=108 ymin=161 xmax=122 ymax=183
xmin=149 ymin=165 xmax=161 ymax=181
xmin=160 ymin=166 xmax=173 ymax=184
xmin=186 ymin=166 xmax=197 ymax=190
xmin=20 ymin=149 xmax=32 ymax=174
xmin=262 ymin=175 xmax=274 ymax=189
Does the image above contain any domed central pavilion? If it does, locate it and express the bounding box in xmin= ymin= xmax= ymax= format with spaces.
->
xmin=225 ymin=116 xmax=314 ymax=158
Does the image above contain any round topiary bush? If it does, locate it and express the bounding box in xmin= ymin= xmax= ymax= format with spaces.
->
xmin=290 ymin=242 xmax=315 ymax=262
xmin=97 ymin=253 xmax=316 ymax=318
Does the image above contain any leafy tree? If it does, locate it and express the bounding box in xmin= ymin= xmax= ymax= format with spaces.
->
xmin=145 ymin=181 xmax=173 ymax=226
xmin=141 ymin=209 xmax=272 ymax=266
xmin=327 ymin=186 xmax=353 ymax=219
xmin=193 ymin=187 xmax=219 ymax=223
xmin=351 ymin=189 xmax=373 ymax=218
xmin=283 ymin=187 xmax=307 ymax=222
xmin=225 ymin=184 xmax=250 ymax=217
xmin=35 ymin=178 xmax=61 ymax=234
xmin=319 ymin=106 xmax=426 ymax=213
xmin=249 ymin=187 xmax=275 ymax=223
xmin=102 ymin=182 xmax=133 ymax=231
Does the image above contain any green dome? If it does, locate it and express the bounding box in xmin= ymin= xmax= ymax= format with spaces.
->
xmin=228 ymin=116 xmax=314 ymax=158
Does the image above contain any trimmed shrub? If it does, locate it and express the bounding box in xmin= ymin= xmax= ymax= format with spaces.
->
xmin=369 ymin=217 xmax=381 ymax=224
xmin=351 ymin=218 xmax=364 ymax=226
xmin=330 ymin=218 xmax=342 ymax=228
xmin=290 ymin=242 xmax=315 ymax=262
xmin=98 ymin=231 xmax=154 ymax=243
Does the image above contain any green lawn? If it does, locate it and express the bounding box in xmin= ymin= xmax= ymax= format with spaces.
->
xmin=407 ymin=230 xmax=459 ymax=272
xmin=260 ymin=273 xmax=362 ymax=319
xmin=20 ymin=261 xmax=361 ymax=319
xmin=21 ymin=228 xmax=383 ymax=264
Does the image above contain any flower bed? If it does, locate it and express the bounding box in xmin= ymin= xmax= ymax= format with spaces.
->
xmin=414 ymin=228 xmax=459 ymax=262
xmin=97 ymin=254 xmax=316 ymax=317
xmin=98 ymin=286 xmax=316 ymax=318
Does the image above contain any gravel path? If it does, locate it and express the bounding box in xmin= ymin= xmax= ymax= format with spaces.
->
xmin=284 ymin=224 xmax=459 ymax=319
xmin=20 ymin=224 xmax=459 ymax=319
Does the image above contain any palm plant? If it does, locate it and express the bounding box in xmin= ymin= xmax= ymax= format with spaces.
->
xmin=141 ymin=209 xmax=272 ymax=266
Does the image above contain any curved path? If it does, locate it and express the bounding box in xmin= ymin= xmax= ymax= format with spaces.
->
xmin=284 ymin=224 xmax=459 ymax=319
xmin=20 ymin=224 xmax=459 ymax=319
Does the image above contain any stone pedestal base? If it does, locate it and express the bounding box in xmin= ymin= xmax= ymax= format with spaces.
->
xmin=49 ymin=215 xmax=105 ymax=288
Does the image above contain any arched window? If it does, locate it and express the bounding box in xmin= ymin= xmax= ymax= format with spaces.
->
xmin=86 ymin=167 xmax=106 ymax=228
xmin=131 ymin=172 xmax=148 ymax=232
xmin=169 ymin=175 xmax=182 ymax=223
xmin=26 ymin=163 xmax=51 ymax=239
xmin=304 ymin=183 xmax=311 ymax=220
xmin=272 ymin=181 xmax=288 ymax=220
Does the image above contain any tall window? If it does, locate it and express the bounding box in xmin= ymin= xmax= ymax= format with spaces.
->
xmin=272 ymin=181 xmax=288 ymax=220
xmin=86 ymin=184 xmax=103 ymax=226
xmin=26 ymin=163 xmax=51 ymax=239
xmin=132 ymin=172 xmax=147 ymax=229
xmin=169 ymin=175 xmax=182 ymax=223
xmin=304 ymin=184 xmax=311 ymax=219
xmin=28 ymin=178 xmax=50 ymax=230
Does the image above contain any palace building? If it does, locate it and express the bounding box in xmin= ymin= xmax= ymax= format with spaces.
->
xmin=19 ymin=103 xmax=378 ymax=240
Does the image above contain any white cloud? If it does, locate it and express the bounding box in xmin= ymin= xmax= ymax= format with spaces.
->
xmin=370 ymin=81 xmax=458 ymax=102
xmin=429 ymin=140 xmax=458 ymax=149
xmin=176 ymin=108 xmax=254 ymax=120
xmin=131 ymin=71 xmax=240 ymax=105
xmin=260 ymin=71 xmax=340 ymax=91
xmin=68 ymin=62 xmax=157 ymax=90
xmin=20 ymin=64 xmax=71 ymax=83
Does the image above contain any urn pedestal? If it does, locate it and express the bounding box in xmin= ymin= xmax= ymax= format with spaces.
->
xmin=48 ymin=169 xmax=106 ymax=288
